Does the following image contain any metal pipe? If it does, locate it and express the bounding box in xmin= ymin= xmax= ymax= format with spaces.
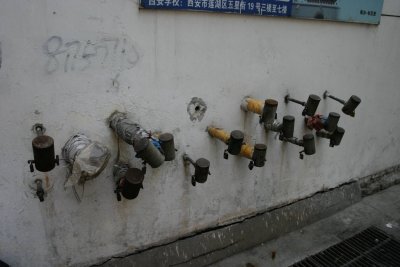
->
xmin=261 ymin=99 xmax=279 ymax=125
xmin=325 ymin=112 xmax=340 ymax=132
xmin=29 ymin=124 xmax=59 ymax=173
xmin=330 ymin=127 xmax=345 ymax=147
xmin=182 ymin=153 xmax=196 ymax=166
xmin=32 ymin=135 xmax=57 ymax=172
xmin=285 ymin=94 xmax=321 ymax=116
xmin=323 ymin=91 xmax=361 ymax=117
xmin=323 ymin=91 xmax=346 ymax=104
xmin=134 ymin=138 xmax=165 ymax=168
xmin=279 ymin=134 xmax=316 ymax=158
xmin=35 ymin=179 xmax=45 ymax=202
xmin=285 ymin=95 xmax=306 ymax=106
xmin=316 ymin=127 xmax=345 ymax=147
xmin=182 ymin=154 xmax=210 ymax=185
xmin=109 ymin=111 xmax=166 ymax=168
xmin=280 ymin=136 xmax=302 ymax=146
xmin=159 ymin=133 xmax=175 ymax=161
xmin=252 ymin=144 xmax=267 ymax=167
xmin=228 ymin=130 xmax=244 ymax=155
xmin=328 ymin=94 xmax=346 ymax=104
xmin=109 ymin=111 xmax=149 ymax=145
xmin=121 ymin=168 xmax=144 ymax=200
xmin=303 ymin=134 xmax=316 ymax=155
xmin=342 ymin=95 xmax=361 ymax=117
xmin=264 ymin=120 xmax=283 ymax=132
xmin=303 ymin=94 xmax=321 ymax=116
xmin=282 ymin=115 xmax=295 ymax=138
xmin=193 ymin=158 xmax=210 ymax=184
xmin=316 ymin=130 xmax=329 ymax=138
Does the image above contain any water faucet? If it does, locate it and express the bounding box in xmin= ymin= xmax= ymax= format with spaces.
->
xmin=207 ymin=126 xmax=267 ymax=170
xmin=323 ymin=91 xmax=361 ymax=117
xmin=183 ymin=154 xmax=211 ymax=186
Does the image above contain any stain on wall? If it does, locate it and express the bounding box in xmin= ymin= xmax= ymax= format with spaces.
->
xmin=187 ymin=97 xmax=207 ymax=122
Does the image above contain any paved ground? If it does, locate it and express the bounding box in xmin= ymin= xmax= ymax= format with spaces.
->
xmin=209 ymin=184 xmax=400 ymax=267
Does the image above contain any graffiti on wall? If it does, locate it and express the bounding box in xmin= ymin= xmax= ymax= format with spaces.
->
xmin=43 ymin=36 xmax=140 ymax=74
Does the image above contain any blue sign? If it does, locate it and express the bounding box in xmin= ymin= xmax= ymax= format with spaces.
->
xmin=140 ymin=0 xmax=292 ymax=17
xmin=140 ymin=0 xmax=384 ymax=25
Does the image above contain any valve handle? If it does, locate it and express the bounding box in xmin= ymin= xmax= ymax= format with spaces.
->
xmin=114 ymin=189 xmax=122 ymax=201
xmin=142 ymin=161 xmax=147 ymax=175
xmin=35 ymin=180 xmax=45 ymax=202
xmin=223 ymin=150 xmax=229 ymax=160
xmin=248 ymin=161 xmax=254 ymax=170
xmin=28 ymin=160 xmax=35 ymax=172
xmin=37 ymin=190 xmax=45 ymax=202
xmin=191 ymin=176 xmax=196 ymax=187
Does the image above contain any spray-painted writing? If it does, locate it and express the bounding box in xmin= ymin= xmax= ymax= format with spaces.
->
xmin=43 ymin=36 xmax=139 ymax=74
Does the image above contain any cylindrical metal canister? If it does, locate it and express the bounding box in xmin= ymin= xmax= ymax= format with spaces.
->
xmin=32 ymin=135 xmax=56 ymax=172
xmin=134 ymin=138 xmax=165 ymax=168
xmin=252 ymin=144 xmax=267 ymax=167
xmin=121 ymin=168 xmax=144 ymax=200
xmin=282 ymin=116 xmax=295 ymax=139
xmin=159 ymin=133 xmax=175 ymax=161
xmin=342 ymin=95 xmax=361 ymax=116
xmin=194 ymin=158 xmax=210 ymax=184
xmin=330 ymin=127 xmax=345 ymax=146
xmin=325 ymin=112 xmax=340 ymax=132
xmin=303 ymin=134 xmax=316 ymax=155
xmin=304 ymin=94 xmax=321 ymax=116
xmin=262 ymin=99 xmax=278 ymax=125
xmin=228 ymin=130 xmax=244 ymax=155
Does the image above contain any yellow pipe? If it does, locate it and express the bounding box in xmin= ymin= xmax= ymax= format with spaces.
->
xmin=207 ymin=126 xmax=254 ymax=159
xmin=245 ymin=98 xmax=264 ymax=115
xmin=240 ymin=143 xmax=254 ymax=160
xmin=207 ymin=127 xmax=230 ymax=144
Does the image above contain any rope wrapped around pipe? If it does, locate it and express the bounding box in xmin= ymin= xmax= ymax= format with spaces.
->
xmin=62 ymin=134 xmax=110 ymax=187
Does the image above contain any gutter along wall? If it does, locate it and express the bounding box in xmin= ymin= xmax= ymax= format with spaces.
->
xmin=0 ymin=0 xmax=399 ymax=266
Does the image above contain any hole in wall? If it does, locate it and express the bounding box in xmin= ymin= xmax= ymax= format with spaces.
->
xmin=187 ymin=97 xmax=207 ymax=122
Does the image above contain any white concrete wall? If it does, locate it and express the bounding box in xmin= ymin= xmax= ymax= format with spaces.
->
xmin=0 ymin=1 xmax=399 ymax=266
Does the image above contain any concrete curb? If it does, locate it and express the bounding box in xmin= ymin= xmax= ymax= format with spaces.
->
xmin=99 ymin=182 xmax=361 ymax=267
